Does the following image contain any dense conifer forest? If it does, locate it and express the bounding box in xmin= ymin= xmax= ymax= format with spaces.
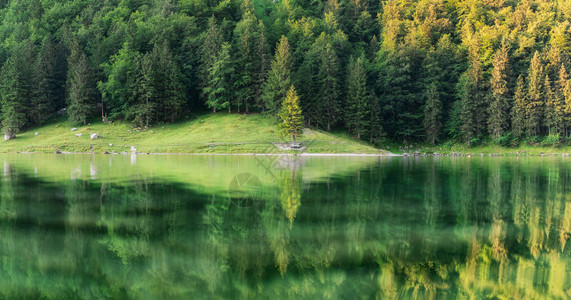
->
xmin=1 ymin=0 xmax=571 ymax=146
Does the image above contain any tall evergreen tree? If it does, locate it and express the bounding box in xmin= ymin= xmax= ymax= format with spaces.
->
xmin=556 ymin=64 xmax=569 ymax=136
xmin=488 ymin=42 xmax=511 ymax=138
xmin=544 ymin=74 xmax=557 ymax=135
xmin=30 ymin=38 xmax=58 ymax=125
xmin=0 ymin=43 xmax=34 ymax=139
xmin=317 ymin=42 xmax=341 ymax=131
xmin=512 ymin=76 xmax=527 ymax=139
xmin=278 ymin=85 xmax=304 ymax=143
xmin=200 ymin=16 xmax=223 ymax=104
xmin=459 ymin=54 xmax=487 ymax=144
xmin=262 ymin=36 xmax=291 ymax=114
xmin=423 ymin=82 xmax=442 ymax=145
xmin=369 ymin=92 xmax=383 ymax=144
xmin=205 ymin=42 xmax=233 ymax=113
xmin=346 ymin=56 xmax=370 ymax=140
xmin=128 ymin=54 xmax=155 ymax=127
xmin=525 ymin=51 xmax=544 ymax=137
xmin=67 ymin=40 xmax=96 ymax=125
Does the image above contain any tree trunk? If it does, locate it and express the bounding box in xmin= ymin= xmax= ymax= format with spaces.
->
xmin=292 ymin=134 xmax=296 ymax=143
xmin=327 ymin=121 xmax=331 ymax=132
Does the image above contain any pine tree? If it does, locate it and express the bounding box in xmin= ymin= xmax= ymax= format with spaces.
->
xmin=155 ymin=42 xmax=185 ymax=122
xmin=205 ymin=42 xmax=233 ymax=113
xmin=556 ymin=64 xmax=569 ymax=136
xmin=369 ymin=91 xmax=383 ymax=144
xmin=544 ymin=74 xmax=557 ymax=135
xmin=346 ymin=56 xmax=370 ymax=140
xmin=317 ymin=42 xmax=340 ymax=131
xmin=488 ymin=42 xmax=511 ymax=138
xmin=525 ymin=51 xmax=544 ymax=137
xmin=128 ymin=54 xmax=155 ymax=127
xmin=459 ymin=54 xmax=487 ymax=145
xmin=200 ymin=16 xmax=223 ymax=104
xmin=30 ymin=38 xmax=58 ymax=125
xmin=278 ymin=85 xmax=304 ymax=143
xmin=67 ymin=40 xmax=96 ymax=125
xmin=254 ymin=21 xmax=269 ymax=110
xmin=0 ymin=44 xmax=34 ymax=139
xmin=262 ymin=36 xmax=291 ymax=114
xmin=234 ymin=6 xmax=260 ymax=113
xmin=423 ymin=82 xmax=442 ymax=145
xmin=512 ymin=76 xmax=527 ymax=139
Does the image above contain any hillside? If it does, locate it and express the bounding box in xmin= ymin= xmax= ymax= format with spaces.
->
xmin=0 ymin=113 xmax=384 ymax=155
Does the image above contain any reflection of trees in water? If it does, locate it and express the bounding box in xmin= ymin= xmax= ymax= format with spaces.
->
xmin=0 ymin=158 xmax=570 ymax=298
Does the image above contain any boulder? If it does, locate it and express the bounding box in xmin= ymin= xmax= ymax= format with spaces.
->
xmin=34 ymin=132 xmax=39 ymax=136
xmin=4 ymin=133 xmax=15 ymax=141
xmin=75 ymin=133 xmax=83 ymax=137
xmin=71 ymin=128 xmax=77 ymax=131
xmin=90 ymin=133 xmax=100 ymax=140
xmin=131 ymin=146 xmax=137 ymax=153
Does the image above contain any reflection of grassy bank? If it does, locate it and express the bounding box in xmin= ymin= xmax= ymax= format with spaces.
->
xmin=0 ymin=113 xmax=383 ymax=154
xmin=0 ymin=154 xmax=382 ymax=197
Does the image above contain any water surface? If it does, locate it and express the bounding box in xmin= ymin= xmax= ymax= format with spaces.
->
xmin=0 ymin=154 xmax=569 ymax=299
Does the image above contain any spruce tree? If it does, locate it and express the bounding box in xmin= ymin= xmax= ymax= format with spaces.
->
xmin=346 ymin=56 xmax=370 ymax=140
xmin=200 ymin=16 xmax=223 ymax=105
xmin=0 ymin=44 xmax=34 ymax=139
xmin=525 ymin=51 xmax=544 ymax=137
xmin=488 ymin=42 xmax=511 ymax=138
xmin=459 ymin=54 xmax=486 ymax=145
xmin=127 ymin=54 xmax=155 ymax=127
xmin=234 ymin=7 xmax=260 ymax=113
xmin=544 ymin=74 xmax=557 ymax=135
xmin=67 ymin=40 xmax=96 ymax=125
xmin=278 ymin=85 xmax=304 ymax=143
xmin=254 ymin=21 xmax=269 ymax=110
xmin=30 ymin=38 xmax=58 ymax=125
xmin=556 ymin=64 xmax=569 ymax=136
xmin=205 ymin=42 xmax=233 ymax=113
xmin=512 ymin=76 xmax=527 ymax=139
xmin=262 ymin=36 xmax=291 ymax=114
xmin=423 ymin=82 xmax=442 ymax=145
xmin=317 ymin=42 xmax=340 ymax=131
xmin=369 ymin=91 xmax=384 ymax=144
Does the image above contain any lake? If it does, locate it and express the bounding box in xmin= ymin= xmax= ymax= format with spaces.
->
xmin=0 ymin=154 xmax=569 ymax=299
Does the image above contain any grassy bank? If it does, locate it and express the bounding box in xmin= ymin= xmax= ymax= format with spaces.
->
xmin=383 ymin=141 xmax=571 ymax=156
xmin=0 ymin=113 xmax=384 ymax=154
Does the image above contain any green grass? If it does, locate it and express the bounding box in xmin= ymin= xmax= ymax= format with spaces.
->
xmin=0 ymin=113 xmax=384 ymax=154
xmin=384 ymin=141 xmax=571 ymax=156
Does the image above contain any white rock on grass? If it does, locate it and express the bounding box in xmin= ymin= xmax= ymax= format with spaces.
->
xmin=75 ymin=133 xmax=83 ymax=137
xmin=71 ymin=128 xmax=77 ymax=131
xmin=4 ymin=133 xmax=14 ymax=141
xmin=90 ymin=133 xmax=100 ymax=140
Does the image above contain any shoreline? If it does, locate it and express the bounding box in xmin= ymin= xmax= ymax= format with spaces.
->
xmin=7 ymin=151 xmax=397 ymax=157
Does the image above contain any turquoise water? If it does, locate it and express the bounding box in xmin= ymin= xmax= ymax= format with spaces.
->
xmin=0 ymin=154 xmax=569 ymax=299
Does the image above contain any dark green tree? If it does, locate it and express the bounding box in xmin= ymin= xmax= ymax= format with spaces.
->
xmin=488 ymin=42 xmax=511 ymax=139
xmin=423 ymin=82 xmax=442 ymax=145
xmin=30 ymin=38 xmax=58 ymax=125
xmin=525 ymin=51 xmax=544 ymax=137
xmin=317 ymin=42 xmax=341 ymax=131
xmin=512 ymin=76 xmax=527 ymax=139
xmin=262 ymin=36 xmax=292 ymax=114
xmin=205 ymin=42 xmax=233 ymax=113
xmin=0 ymin=44 xmax=34 ymax=139
xmin=346 ymin=56 xmax=370 ymax=140
xmin=459 ymin=54 xmax=487 ymax=145
xmin=67 ymin=40 xmax=97 ymax=125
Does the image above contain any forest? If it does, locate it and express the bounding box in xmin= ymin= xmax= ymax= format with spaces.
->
xmin=1 ymin=0 xmax=571 ymax=146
